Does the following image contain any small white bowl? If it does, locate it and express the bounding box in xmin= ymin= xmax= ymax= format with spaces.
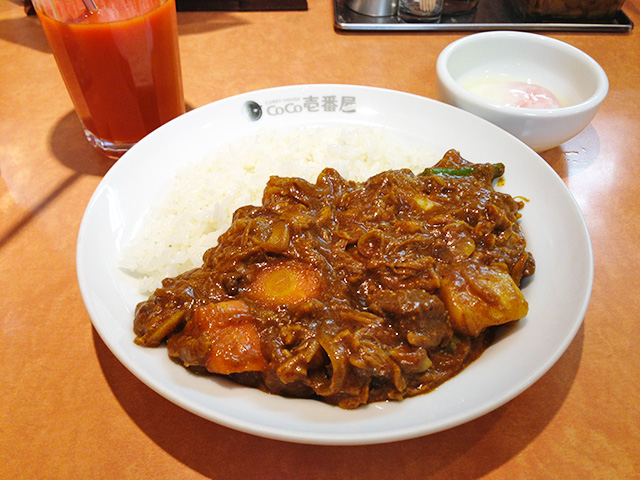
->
xmin=436 ymin=31 xmax=609 ymax=152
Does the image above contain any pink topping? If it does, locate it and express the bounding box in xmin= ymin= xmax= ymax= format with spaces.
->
xmin=467 ymin=80 xmax=563 ymax=109
xmin=501 ymin=82 xmax=562 ymax=109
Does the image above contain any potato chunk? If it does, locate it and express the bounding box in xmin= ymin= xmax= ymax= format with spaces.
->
xmin=439 ymin=262 xmax=528 ymax=336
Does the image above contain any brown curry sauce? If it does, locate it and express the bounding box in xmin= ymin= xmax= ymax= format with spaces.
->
xmin=133 ymin=149 xmax=535 ymax=409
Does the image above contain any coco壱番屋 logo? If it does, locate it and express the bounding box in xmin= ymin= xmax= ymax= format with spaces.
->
xmin=242 ymin=95 xmax=357 ymax=122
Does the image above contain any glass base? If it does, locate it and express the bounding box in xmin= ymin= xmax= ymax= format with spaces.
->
xmin=84 ymin=129 xmax=136 ymax=161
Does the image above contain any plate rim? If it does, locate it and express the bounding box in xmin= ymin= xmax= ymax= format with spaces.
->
xmin=76 ymin=84 xmax=593 ymax=445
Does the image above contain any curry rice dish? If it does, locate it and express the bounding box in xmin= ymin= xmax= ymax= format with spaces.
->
xmin=133 ymin=149 xmax=535 ymax=409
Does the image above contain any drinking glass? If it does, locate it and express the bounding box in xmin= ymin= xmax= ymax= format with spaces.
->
xmin=32 ymin=0 xmax=185 ymax=159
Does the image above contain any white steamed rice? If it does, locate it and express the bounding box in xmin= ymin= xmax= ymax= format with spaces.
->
xmin=120 ymin=125 xmax=438 ymax=294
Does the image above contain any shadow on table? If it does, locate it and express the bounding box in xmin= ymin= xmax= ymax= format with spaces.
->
xmin=540 ymin=125 xmax=601 ymax=179
xmin=0 ymin=109 xmax=112 ymax=251
xmin=49 ymin=111 xmax=116 ymax=177
xmin=93 ymin=322 xmax=584 ymax=480
xmin=48 ymin=105 xmax=197 ymax=177
xmin=0 ymin=11 xmax=50 ymax=53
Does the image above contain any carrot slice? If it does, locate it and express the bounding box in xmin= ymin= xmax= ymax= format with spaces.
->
xmin=186 ymin=300 xmax=251 ymax=335
xmin=247 ymin=261 xmax=321 ymax=306
xmin=190 ymin=300 xmax=266 ymax=374
xmin=206 ymin=323 xmax=267 ymax=375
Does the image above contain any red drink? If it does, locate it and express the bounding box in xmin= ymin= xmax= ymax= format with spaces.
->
xmin=35 ymin=0 xmax=185 ymax=158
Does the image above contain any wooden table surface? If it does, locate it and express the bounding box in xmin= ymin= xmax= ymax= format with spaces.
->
xmin=1 ymin=0 xmax=639 ymax=478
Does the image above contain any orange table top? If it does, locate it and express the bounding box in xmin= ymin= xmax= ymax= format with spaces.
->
xmin=1 ymin=0 xmax=639 ymax=478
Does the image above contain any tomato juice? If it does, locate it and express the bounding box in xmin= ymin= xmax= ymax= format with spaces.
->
xmin=36 ymin=0 xmax=184 ymax=155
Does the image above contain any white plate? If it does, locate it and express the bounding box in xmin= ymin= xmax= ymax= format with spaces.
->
xmin=77 ymin=84 xmax=593 ymax=445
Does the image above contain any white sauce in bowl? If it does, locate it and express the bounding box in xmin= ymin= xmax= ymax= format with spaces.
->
xmin=454 ymin=59 xmax=577 ymax=110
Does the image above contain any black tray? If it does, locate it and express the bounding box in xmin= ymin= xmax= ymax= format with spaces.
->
xmin=334 ymin=0 xmax=634 ymax=32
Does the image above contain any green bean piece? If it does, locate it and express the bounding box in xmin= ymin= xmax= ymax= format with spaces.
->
xmin=421 ymin=163 xmax=505 ymax=180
